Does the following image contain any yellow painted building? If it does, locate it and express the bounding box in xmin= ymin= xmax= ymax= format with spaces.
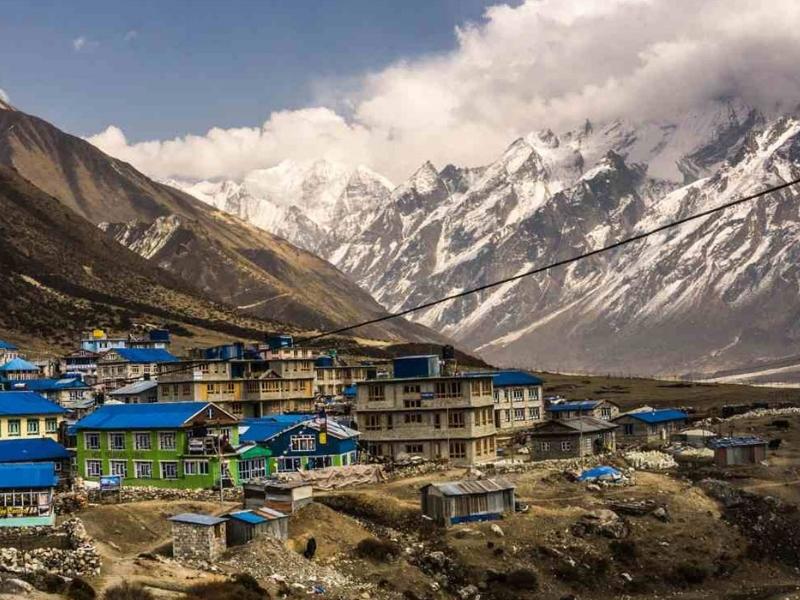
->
xmin=0 ymin=391 xmax=68 ymax=441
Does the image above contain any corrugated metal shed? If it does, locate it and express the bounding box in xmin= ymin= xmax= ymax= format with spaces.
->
xmin=464 ymin=370 xmax=544 ymax=387
xmin=168 ymin=513 xmax=227 ymax=526
xmin=0 ymin=391 xmax=67 ymax=416
xmin=423 ymin=478 xmax=515 ymax=497
xmin=108 ymin=379 xmax=158 ymax=396
xmin=555 ymin=416 xmax=617 ymax=433
xmin=74 ymin=401 xmax=219 ymax=430
xmin=0 ymin=438 xmax=70 ymax=463
xmin=708 ymin=436 xmax=766 ymax=449
xmin=547 ymin=400 xmax=601 ymax=412
xmin=0 ymin=462 xmax=58 ymax=489
xmin=227 ymin=510 xmax=267 ymax=525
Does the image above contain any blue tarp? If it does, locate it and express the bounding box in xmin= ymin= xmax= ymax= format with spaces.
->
xmin=577 ymin=466 xmax=622 ymax=482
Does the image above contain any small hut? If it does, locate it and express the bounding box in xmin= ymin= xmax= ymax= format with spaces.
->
xmin=708 ymin=436 xmax=768 ymax=467
xmin=225 ymin=508 xmax=289 ymax=545
xmin=168 ymin=513 xmax=227 ymax=562
xmin=420 ymin=478 xmax=515 ymax=527
xmin=243 ymin=480 xmax=313 ymax=513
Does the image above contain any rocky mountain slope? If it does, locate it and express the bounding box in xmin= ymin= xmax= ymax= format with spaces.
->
xmin=171 ymin=99 xmax=800 ymax=378
xmin=0 ymin=104 xmax=440 ymax=343
xmin=0 ymin=165 xmax=289 ymax=349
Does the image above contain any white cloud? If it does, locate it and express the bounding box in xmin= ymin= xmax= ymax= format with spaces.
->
xmin=123 ymin=30 xmax=138 ymax=42
xmin=86 ymin=0 xmax=800 ymax=182
xmin=72 ymin=36 xmax=87 ymax=51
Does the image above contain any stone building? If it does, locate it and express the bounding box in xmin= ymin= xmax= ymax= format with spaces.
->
xmin=168 ymin=513 xmax=227 ymax=562
xmin=613 ymin=409 xmax=688 ymax=446
xmin=355 ymin=357 xmax=497 ymax=466
xmin=529 ymin=417 xmax=617 ymax=460
xmin=546 ymin=400 xmax=620 ymax=421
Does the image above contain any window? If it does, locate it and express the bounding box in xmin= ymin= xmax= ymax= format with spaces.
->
xmin=528 ymin=387 xmax=539 ymax=399
xmin=504 ymin=409 xmax=511 ymax=422
xmin=493 ymin=390 xmax=500 ymax=403
xmin=470 ymin=380 xmax=482 ymax=395
xmin=624 ymin=424 xmax=634 ymax=435
xmin=435 ymin=381 xmax=461 ymax=398
xmin=402 ymin=384 xmax=420 ymax=394
xmin=404 ymin=412 xmax=423 ymax=424
xmin=26 ymin=419 xmax=39 ymax=435
xmin=134 ymin=461 xmax=152 ymax=479
xmin=225 ymin=382 xmax=235 ymax=394
xmin=405 ymin=444 xmax=424 ymax=454
xmin=86 ymin=460 xmax=102 ymax=477
xmin=513 ymin=389 xmax=524 ymax=401
xmin=449 ymin=441 xmax=466 ymax=459
xmin=182 ymin=384 xmax=191 ymax=396
xmin=367 ymin=384 xmax=385 ymax=402
xmin=160 ymin=461 xmax=178 ymax=479
xmin=110 ymin=460 xmax=128 ymax=477
xmin=540 ymin=441 xmax=551 ymax=452
xmin=6 ymin=420 xmax=20 ymax=437
xmin=159 ymin=432 xmax=176 ymax=450
xmin=601 ymin=406 xmax=612 ymax=418
xmin=134 ymin=432 xmax=151 ymax=450
xmin=231 ymin=402 xmax=243 ymax=416
xmin=404 ymin=399 xmax=421 ymax=408
xmin=482 ymin=380 xmax=492 ymax=395
xmin=184 ymin=460 xmax=210 ymax=475
xmin=45 ymin=418 xmax=58 ymax=433
xmin=561 ymin=440 xmax=572 ymax=452
xmin=290 ymin=434 xmax=316 ymax=452
xmin=277 ymin=457 xmax=301 ymax=472
xmin=84 ymin=432 xmax=100 ymax=450
xmin=365 ymin=415 xmax=381 ymax=431
xmin=386 ymin=414 xmax=393 ymax=430
xmin=433 ymin=413 xmax=441 ymax=429
xmin=514 ymin=408 xmax=525 ymax=421
xmin=240 ymin=458 xmax=266 ymax=481
xmin=448 ymin=412 xmax=465 ymax=428
xmin=108 ymin=432 xmax=125 ymax=450
xmin=529 ymin=407 xmax=541 ymax=420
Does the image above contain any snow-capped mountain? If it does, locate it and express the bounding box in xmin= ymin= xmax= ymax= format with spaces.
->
xmin=165 ymin=159 xmax=393 ymax=255
xmin=166 ymin=99 xmax=800 ymax=379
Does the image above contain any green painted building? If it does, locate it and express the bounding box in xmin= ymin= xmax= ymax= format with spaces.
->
xmin=75 ymin=401 xmax=240 ymax=489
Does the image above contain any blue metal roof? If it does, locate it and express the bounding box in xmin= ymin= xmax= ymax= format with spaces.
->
xmin=227 ymin=510 xmax=267 ymax=525
xmin=464 ymin=370 xmax=544 ymax=387
xmin=547 ymin=400 xmax=600 ymax=412
xmin=75 ymin=401 xmax=212 ymax=430
xmin=0 ymin=357 xmax=40 ymax=372
xmin=708 ymin=436 xmax=767 ymax=449
xmin=0 ymin=438 xmax=70 ymax=463
xmin=621 ymin=409 xmax=689 ymax=424
xmin=108 ymin=348 xmax=178 ymax=363
xmin=240 ymin=414 xmax=314 ymax=443
xmin=0 ymin=462 xmax=58 ymax=489
xmin=168 ymin=513 xmax=227 ymax=526
xmin=18 ymin=378 xmax=89 ymax=392
xmin=0 ymin=391 xmax=67 ymax=416
xmin=0 ymin=340 xmax=17 ymax=350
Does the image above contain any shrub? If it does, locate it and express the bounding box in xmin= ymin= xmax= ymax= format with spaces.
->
xmin=506 ymin=568 xmax=539 ymax=590
xmin=66 ymin=577 xmax=97 ymax=600
xmin=354 ymin=537 xmax=400 ymax=562
xmin=103 ymin=581 xmax=155 ymax=600
xmin=673 ymin=562 xmax=709 ymax=586
xmin=230 ymin=574 xmax=266 ymax=595
xmin=609 ymin=540 xmax=638 ymax=564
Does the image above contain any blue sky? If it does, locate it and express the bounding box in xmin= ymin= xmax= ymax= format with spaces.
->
xmin=0 ymin=0 xmax=497 ymax=140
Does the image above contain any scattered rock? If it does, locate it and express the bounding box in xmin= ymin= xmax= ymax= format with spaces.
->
xmin=490 ymin=524 xmax=504 ymax=538
xmin=0 ymin=577 xmax=33 ymax=595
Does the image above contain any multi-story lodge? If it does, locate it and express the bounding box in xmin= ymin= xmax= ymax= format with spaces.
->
xmin=61 ymin=349 xmax=101 ymax=381
xmin=74 ymin=401 xmax=240 ymax=488
xmin=158 ymin=339 xmax=316 ymax=418
xmin=0 ymin=339 xmax=20 ymax=366
xmin=0 ymin=391 xmax=68 ymax=442
xmin=97 ymin=348 xmax=178 ymax=391
xmin=0 ymin=358 xmax=41 ymax=381
xmin=467 ymin=371 xmax=544 ymax=432
xmin=314 ymin=355 xmax=374 ymax=398
xmin=355 ymin=356 xmax=497 ymax=466
xmin=546 ymin=399 xmax=620 ymax=421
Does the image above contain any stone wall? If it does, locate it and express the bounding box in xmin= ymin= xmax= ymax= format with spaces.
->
xmin=88 ymin=485 xmax=241 ymax=504
xmin=172 ymin=521 xmax=226 ymax=562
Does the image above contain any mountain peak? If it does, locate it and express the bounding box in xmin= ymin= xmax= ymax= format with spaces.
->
xmin=404 ymin=160 xmax=442 ymax=195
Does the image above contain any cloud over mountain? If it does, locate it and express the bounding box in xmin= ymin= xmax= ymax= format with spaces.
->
xmin=87 ymin=0 xmax=800 ymax=182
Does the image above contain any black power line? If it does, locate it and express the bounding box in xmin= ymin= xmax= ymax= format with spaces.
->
xmin=297 ymin=177 xmax=800 ymax=344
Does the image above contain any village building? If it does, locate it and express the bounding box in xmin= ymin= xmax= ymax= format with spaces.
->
xmin=169 ymin=513 xmax=227 ymax=562
xmin=61 ymin=349 xmax=101 ymax=381
xmin=239 ymin=415 xmax=359 ymax=474
xmin=0 ymin=438 xmax=72 ymax=485
xmin=314 ymin=355 xmax=374 ymax=398
xmin=708 ymin=436 xmax=768 ymax=467
xmin=355 ymin=355 xmax=497 ymax=465
xmin=467 ymin=371 xmax=544 ymax=432
xmin=0 ymin=391 xmax=67 ymax=442
xmin=243 ymin=480 xmax=313 ymax=513
xmin=97 ymin=348 xmax=178 ymax=391
xmin=80 ymin=329 xmax=128 ymax=353
xmin=15 ymin=377 xmax=92 ymax=410
xmin=420 ymin=478 xmax=516 ymax=527
xmin=224 ymin=508 xmax=289 ymax=545
xmin=0 ymin=340 xmax=20 ymax=366
xmin=128 ymin=329 xmax=171 ymax=350
xmin=158 ymin=339 xmax=315 ymax=417
xmin=108 ymin=379 xmax=158 ymax=404
xmin=74 ymin=401 xmax=240 ymax=488
xmin=0 ymin=357 xmax=41 ymax=382
xmin=529 ymin=417 xmax=618 ymax=460
xmin=546 ymin=399 xmax=620 ymax=421
xmin=0 ymin=462 xmax=58 ymax=527
xmin=613 ymin=409 xmax=689 ymax=446
xmin=671 ymin=428 xmax=717 ymax=448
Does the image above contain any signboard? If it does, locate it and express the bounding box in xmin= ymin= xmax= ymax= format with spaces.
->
xmin=421 ymin=392 xmax=435 ymax=400
xmin=100 ymin=475 xmax=122 ymax=491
